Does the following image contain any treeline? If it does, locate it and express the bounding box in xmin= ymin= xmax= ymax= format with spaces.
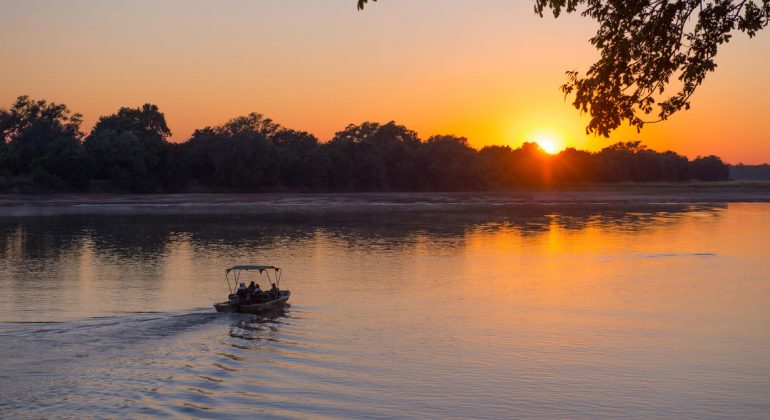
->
xmin=0 ymin=96 xmax=730 ymax=193
xmin=729 ymin=164 xmax=770 ymax=181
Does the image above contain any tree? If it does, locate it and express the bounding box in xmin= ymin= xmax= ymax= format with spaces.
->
xmin=91 ymin=103 xmax=171 ymax=142
xmin=84 ymin=104 xmax=173 ymax=191
xmin=203 ymin=112 xmax=281 ymax=141
xmin=418 ymin=135 xmax=485 ymax=190
xmin=479 ymin=145 xmax=517 ymax=187
xmin=594 ymin=141 xmax=690 ymax=181
xmin=39 ymin=136 xmax=91 ymax=188
xmin=328 ymin=121 xmax=421 ymax=190
xmin=272 ymin=129 xmax=329 ymax=189
xmin=509 ymin=141 xmax=553 ymax=186
xmin=358 ymin=1 xmax=770 ymax=136
xmin=553 ymin=147 xmax=596 ymax=183
xmin=0 ymin=96 xmax=88 ymax=189
xmin=0 ymin=96 xmax=83 ymax=167
xmin=689 ymin=155 xmax=730 ymax=180
xmin=184 ymin=114 xmax=280 ymax=188
xmin=85 ymin=130 xmax=155 ymax=191
xmin=0 ymin=96 xmax=740 ymax=191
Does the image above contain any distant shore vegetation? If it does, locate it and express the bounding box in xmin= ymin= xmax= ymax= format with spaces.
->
xmin=0 ymin=96 xmax=732 ymax=193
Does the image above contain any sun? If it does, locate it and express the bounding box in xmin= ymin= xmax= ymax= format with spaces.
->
xmin=525 ymin=128 xmax=564 ymax=155
xmin=536 ymin=138 xmax=559 ymax=154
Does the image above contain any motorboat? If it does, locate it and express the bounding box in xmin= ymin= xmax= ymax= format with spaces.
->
xmin=214 ymin=265 xmax=290 ymax=314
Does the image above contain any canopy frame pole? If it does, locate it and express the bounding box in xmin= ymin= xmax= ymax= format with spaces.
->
xmin=225 ymin=270 xmax=233 ymax=294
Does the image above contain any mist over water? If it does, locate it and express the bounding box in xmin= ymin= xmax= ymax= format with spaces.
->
xmin=1 ymin=203 xmax=769 ymax=418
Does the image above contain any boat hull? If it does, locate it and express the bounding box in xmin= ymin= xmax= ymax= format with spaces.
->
xmin=214 ymin=292 xmax=290 ymax=314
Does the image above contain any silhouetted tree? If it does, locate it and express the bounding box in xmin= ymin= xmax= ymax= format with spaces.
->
xmin=327 ymin=121 xmax=421 ymax=190
xmin=184 ymin=113 xmax=280 ymax=189
xmin=510 ymin=142 xmax=552 ymax=186
xmin=160 ymin=142 xmax=189 ymax=189
xmin=321 ymin=145 xmax=354 ymax=190
xmin=0 ymin=96 xmax=742 ymax=192
xmin=272 ymin=129 xmax=329 ymax=189
xmin=0 ymin=96 xmax=87 ymax=189
xmin=358 ymin=1 xmax=770 ymax=136
xmin=91 ymin=104 xmax=171 ymax=141
xmin=689 ymin=155 xmax=730 ymax=181
xmin=553 ymin=148 xmax=596 ymax=184
xmin=729 ymin=163 xmax=770 ymax=180
xmin=39 ymin=136 xmax=91 ymax=188
xmin=418 ymin=135 xmax=484 ymax=190
xmin=594 ymin=141 xmax=690 ymax=182
xmin=84 ymin=104 xmax=172 ymax=192
xmin=479 ymin=145 xmax=517 ymax=188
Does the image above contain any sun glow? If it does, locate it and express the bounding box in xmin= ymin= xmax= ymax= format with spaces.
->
xmin=527 ymin=129 xmax=565 ymax=155
xmin=536 ymin=138 xmax=559 ymax=154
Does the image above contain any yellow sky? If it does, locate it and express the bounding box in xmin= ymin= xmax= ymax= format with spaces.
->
xmin=1 ymin=0 xmax=769 ymax=163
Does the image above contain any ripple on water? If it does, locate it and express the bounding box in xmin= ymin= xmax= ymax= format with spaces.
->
xmin=2 ymin=205 xmax=770 ymax=418
xmin=0 ymin=306 xmax=402 ymax=418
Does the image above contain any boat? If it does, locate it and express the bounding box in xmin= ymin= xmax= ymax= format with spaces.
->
xmin=214 ymin=265 xmax=291 ymax=314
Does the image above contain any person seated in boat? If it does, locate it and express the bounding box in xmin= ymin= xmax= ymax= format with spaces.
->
xmin=246 ymin=281 xmax=257 ymax=297
xmin=243 ymin=283 xmax=262 ymax=304
xmin=236 ymin=282 xmax=247 ymax=303
xmin=270 ymin=283 xmax=280 ymax=298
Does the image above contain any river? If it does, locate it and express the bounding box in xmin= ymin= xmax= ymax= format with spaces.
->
xmin=1 ymin=202 xmax=768 ymax=418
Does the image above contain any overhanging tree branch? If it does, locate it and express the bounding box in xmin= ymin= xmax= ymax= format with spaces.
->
xmin=357 ymin=0 xmax=770 ymax=137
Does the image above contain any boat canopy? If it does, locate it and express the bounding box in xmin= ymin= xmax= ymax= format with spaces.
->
xmin=224 ymin=265 xmax=283 ymax=293
xmin=226 ymin=265 xmax=280 ymax=273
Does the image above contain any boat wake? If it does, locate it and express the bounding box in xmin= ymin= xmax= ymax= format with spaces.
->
xmin=0 ymin=309 xmax=219 ymax=340
xmin=0 ymin=305 xmax=378 ymax=419
xmin=0 ymin=309 xmax=225 ymax=413
xmin=228 ymin=310 xmax=289 ymax=340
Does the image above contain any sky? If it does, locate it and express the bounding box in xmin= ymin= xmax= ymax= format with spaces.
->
xmin=1 ymin=0 xmax=769 ymax=164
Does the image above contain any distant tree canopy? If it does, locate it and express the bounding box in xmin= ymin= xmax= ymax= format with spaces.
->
xmin=357 ymin=0 xmax=770 ymax=136
xmin=0 ymin=96 xmax=732 ymax=193
xmin=84 ymin=104 xmax=177 ymax=191
xmin=0 ymin=96 xmax=87 ymax=188
xmin=729 ymin=163 xmax=770 ymax=180
xmin=185 ymin=113 xmax=281 ymax=188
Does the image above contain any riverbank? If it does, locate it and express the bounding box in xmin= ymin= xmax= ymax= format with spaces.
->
xmin=1 ymin=182 xmax=769 ymax=217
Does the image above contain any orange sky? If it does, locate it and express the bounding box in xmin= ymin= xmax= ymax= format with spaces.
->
xmin=1 ymin=0 xmax=769 ymax=163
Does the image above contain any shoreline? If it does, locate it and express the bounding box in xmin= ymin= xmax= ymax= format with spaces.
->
xmin=1 ymin=183 xmax=769 ymax=217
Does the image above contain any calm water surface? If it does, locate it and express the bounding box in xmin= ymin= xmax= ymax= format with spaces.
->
xmin=1 ymin=203 xmax=769 ymax=418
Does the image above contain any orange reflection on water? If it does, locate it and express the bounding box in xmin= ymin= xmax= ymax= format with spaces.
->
xmin=1 ymin=204 xmax=769 ymax=417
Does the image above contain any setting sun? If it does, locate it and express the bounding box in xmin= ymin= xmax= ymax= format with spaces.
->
xmin=527 ymin=129 xmax=564 ymax=154
xmin=536 ymin=138 xmax=559 ymax=154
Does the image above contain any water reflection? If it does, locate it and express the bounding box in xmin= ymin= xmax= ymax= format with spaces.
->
xmin=0 ymin=203 xmax=725 ymax=265
xmin=0 ymin=203 xmax=727 ymax=323
xmin=2 ymin=203 xmax=769 ymax=418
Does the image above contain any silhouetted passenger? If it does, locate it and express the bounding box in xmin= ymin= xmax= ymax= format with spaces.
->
xmin=254 ymin=284 xmax=262 ymax=300
xmin=244 ymin=281 xmax=256 ymax=303
xmin=270 ymin=283 xmax=280 ymax=299
xmin=236 ymin=282 xmax=247 ymax=303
